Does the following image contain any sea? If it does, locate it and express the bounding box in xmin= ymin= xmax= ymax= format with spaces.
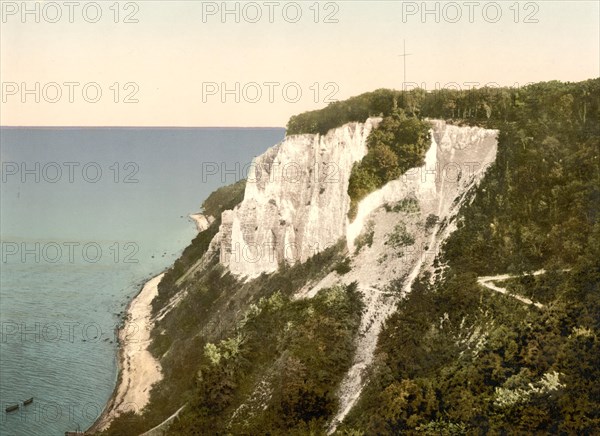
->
xmin=0 ymin=126 xmax=285 ymax=436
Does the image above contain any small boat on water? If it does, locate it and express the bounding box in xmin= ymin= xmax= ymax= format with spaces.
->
xmin=65 ymin=422 xmax=84 ymax=435
xmin=23 ymin=397 xmax=33 ymax=406
xmin=5 ymin=404 xmax=19 ymax=413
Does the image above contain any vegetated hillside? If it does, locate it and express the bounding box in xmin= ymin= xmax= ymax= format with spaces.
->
xmin=100 ymin=79 xmax=599 ymax=435
xmin=338 ymin=80 xmax=600 ymax=434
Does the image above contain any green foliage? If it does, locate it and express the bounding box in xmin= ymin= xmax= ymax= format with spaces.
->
xmin=442 ymin=83 xmax=599 ymax=274
xmin=384 ymin=197 xmax=420 ymax=214
xmin=338 ymin=78 xmax=600 ymax=435
xmin=341 ymin=262 xmax=600 ymax=434
xmin=416 ymin=419 xmax=467 ymax=435
xmin=366 ymin=110 xmax=431 ymax=169
xmin=364 ymin=144 xmax=402 ymax=183
xmin=201 ymin=178 xmax=246 ymax=218
xmin=168 ymin=282 xmax=364 ymax=435
xmin=287 ymin=79 xmax=599 ymax=136
xmin=348 ymin=110 xmax=430 ymax=219
xmin=151 ymin=179 xmax=247 ymax=314
xmin=385 ymin=222 xmax=415 ymax=250
xmin=99 ymin=411 xmax=153 ymax=436
xmin=334 ymin=257 xmax=352 ymax=275
xmin=424 ymin=214 xmax=438 ymax=231
xmin=354 ymin=220 xmax=374 ymax=254
xmin=347 ymin=163 xmax=380 ymax=219
xmin=103 ymin=79 xmax=600 ymax=435
xmin=138 ymin=197 xmax=233 ymax=322
xmin=286 ymin=88 xmax=407 ymax=135
xmin=103 ymin=241 xmax=349 ymax=435
xmin=151 ymin=222 xmax=219 ymax=314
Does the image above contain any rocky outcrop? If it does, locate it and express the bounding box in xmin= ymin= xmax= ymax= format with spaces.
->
xmin=206 ymin=119 xmax=497 ymax=284
xmin=209 ymin=118 xmax=380 ymax=278
xmin=347 ymin=119 xmax=499 ymax=255
xmin=189 ymin=213 xmax=214 ymax=233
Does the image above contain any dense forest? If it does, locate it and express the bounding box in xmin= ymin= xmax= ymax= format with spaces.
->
xmin=287 ymin=80 xmax=599 ymax=137
xmin=339 ymin=80 xmax=600 ymax=434
xmin=99 ymin=79 xmax=599 ymax=435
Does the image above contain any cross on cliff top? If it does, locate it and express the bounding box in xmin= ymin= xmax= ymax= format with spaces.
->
xmin=399 ymin=39 xmax=412 ymax=91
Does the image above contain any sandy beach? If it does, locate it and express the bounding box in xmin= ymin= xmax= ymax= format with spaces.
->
xmin=89 ymin=273 xmax=165 ymax=433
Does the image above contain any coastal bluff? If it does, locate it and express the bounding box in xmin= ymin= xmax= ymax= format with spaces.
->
xmin=207 ymin=118 xmax=380 ymax=278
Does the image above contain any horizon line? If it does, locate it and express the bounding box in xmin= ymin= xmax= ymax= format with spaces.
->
xmin=0 ymin=125 xmax=286 ymax=129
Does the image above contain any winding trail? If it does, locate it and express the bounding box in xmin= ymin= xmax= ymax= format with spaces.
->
xmin=140 ymin=404 xmax=186 ymax=436
xmin=477 ymin=269 xmax=549 ymax=309
xmin=328 ymin=269 xmax=564 ymax=433
xmin=359 ymin=285 xmax=398 ymax=296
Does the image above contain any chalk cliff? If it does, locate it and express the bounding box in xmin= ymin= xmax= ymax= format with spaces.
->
xmin=208 ymin=118 xmax=497 ymax=283
xmin=197 ymin=118 xmax=498 ymax=430
xmin=208 ymin=118 xmax=380 ymax=278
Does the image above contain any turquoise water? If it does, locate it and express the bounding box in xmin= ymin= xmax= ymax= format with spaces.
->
xmin=0 ymin=127 xmax=285 ymax=436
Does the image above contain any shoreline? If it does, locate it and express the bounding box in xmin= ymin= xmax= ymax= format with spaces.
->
xmin=87 ymin=273 xmax=165 ymax=434
xmin=88 ymin=216 xmax=202 ymax=434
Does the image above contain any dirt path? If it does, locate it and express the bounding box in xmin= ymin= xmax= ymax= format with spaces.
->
xmin=477 ymin=270 xmax=548 ymax=309
xmin=140 ymin=404 xmax=186 ymax=436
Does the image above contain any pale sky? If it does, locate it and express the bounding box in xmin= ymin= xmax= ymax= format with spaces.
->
xmin=1 ymin=0 xmax=598 ymax=126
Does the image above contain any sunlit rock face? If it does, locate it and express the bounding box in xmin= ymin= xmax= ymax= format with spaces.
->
xmin=208 ymin=118 xmax=497 ymax=281
xmin=346 ymin=119 xmax=499 ymax=255
xmin=211 ymin=118 xmax=380 ymax=278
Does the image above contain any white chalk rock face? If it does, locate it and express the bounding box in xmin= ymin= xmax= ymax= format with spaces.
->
xmin=214 ymin=118 xmax=380 ymax=278
xmin=347 ymin=120 xmax=499 ymax=253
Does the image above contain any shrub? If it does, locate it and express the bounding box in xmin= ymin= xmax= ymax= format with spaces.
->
xmin=334 ymin=257 xmax=352 ymax=275
xmin=425 ymin=214 xmax=438 ymax=230
xmin=354 ymin=220 xmax=375 ymax=254
xmin=385 ymin=223 xmax=415 ymax=250
xmin=384 ymin=198 xmax=420 ymax=214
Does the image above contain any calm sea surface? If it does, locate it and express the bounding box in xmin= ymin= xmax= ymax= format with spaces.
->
xmin=0 ymin=127 xmax=285 ymax=435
